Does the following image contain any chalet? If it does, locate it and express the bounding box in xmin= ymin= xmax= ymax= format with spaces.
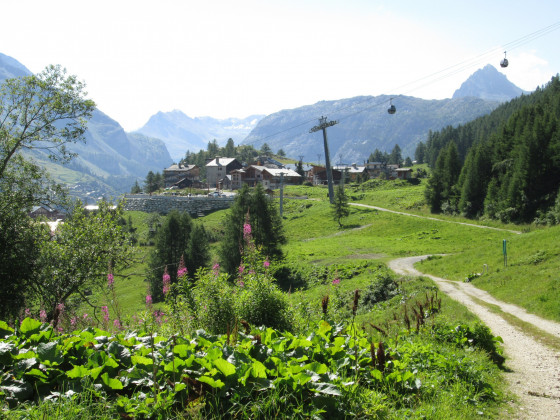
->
xmin=230 ymin=165 xmax=301 ymax=189
xmin=206 ymin=157 xmax=243 ymax=189
xmin=333 ymin=163 xmax=367 ymax=182
xmin=163 ymin=164 xmax=200 ymax=188
xmin=29 ymin=206 xmax=65 ymax=221
xmin=396 ymin=167 xmax=414 ymax=180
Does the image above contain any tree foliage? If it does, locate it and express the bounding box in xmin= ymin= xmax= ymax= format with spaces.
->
xmin=33 ymin=201 xmax=133 ymax=323
xmin=219 ymin=184 xmax=286 ymax=275
xmin=148 ymin=211 xmax=210 ymax=301
xmin=0 ymin=65 xmax=96 ymax=320
xmin=331 ymin=183 xmax=350 ymax=228
xmin=423 ymin=75 xmax=560 ymax=223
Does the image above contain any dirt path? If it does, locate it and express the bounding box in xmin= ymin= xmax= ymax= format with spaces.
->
xmin=350 ymin=203 xmax=522 ymax=234
xmin=389 ymin=255 xmax=560 ymax=419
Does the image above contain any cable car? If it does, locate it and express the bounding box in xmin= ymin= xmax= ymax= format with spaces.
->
xmin=387 ymin=98 xmax=396 ymax=114
xmin=500 ymin=51 xmax=509 ymax=68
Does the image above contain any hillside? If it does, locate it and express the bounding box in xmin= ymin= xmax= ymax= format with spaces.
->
xmin=0 ymin=53 xmax=173 ymax=199
xmin=242 ymin=94 xmax=499 ymax=163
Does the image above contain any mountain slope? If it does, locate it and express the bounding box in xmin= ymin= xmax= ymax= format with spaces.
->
xmin=135 ymin=110 xmax=264 ymax=161
xmin=242 ymin=95 xmax=500 ymax=163
xmin=242 ymin=66 xmax=527 ymax=162
xmin=0 ymin=53 xmax=173 ymax=199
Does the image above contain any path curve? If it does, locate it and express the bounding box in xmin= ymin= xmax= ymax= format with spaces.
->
xmin=350 ymin=203 xmax=522 ymax=234
xmin=389 ymin=255 xmax=560 ymax=419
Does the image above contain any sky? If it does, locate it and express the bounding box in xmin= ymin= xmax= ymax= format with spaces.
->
xmin=2 ymin=0 xmax=559 ymax=132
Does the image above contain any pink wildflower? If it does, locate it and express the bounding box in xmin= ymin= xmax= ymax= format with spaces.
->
xmin=238 ymin=280 xmax=245 ymax=288
xmin=24 ymin=308 xmax=31 ymax=317
xmin=332 ymin=278 xmax=340 ymax=285
xmin=70 ymin=317 xmax=77 ymax=326
xmin=146 ymin=295 xmax=153 ymax=306
xmin=238 ymin=264 xmax=245 ymax=274
xmin=113 ymin=319 xmax=121 ymax=329
xmin=163 ymin=266 xmax=171 ymax=296
xmin=101 ymin=306 xmax=110 ymax=323
xmin=40 ymin=310 xmax=47 ymax=322
xmin=177 ymin=256 xmax=187 ymax=278
xmin=263 ymin=259 xmax=270 ymax=268
xmin=212 ymin=263 xmax=220 ymax=275
xmin=243 ymin=223 xmax=252 ymax=238
xmin=107 ymin=272 xmax=114 ymax=288
xmin=83 ymin=313 xmax=88 ymax=320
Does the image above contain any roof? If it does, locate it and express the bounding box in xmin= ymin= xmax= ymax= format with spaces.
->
xmin=206 ymin=158 xmax=238 ymax=167
xmin=256 ymin=166 xmax=301 ymax=177
xmin=164 ymin=164 xmax=197 ymax=172
xmin=396 ymin=167 xmax=413 ymax=172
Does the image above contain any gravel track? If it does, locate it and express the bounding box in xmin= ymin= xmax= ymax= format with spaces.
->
xmin=389 ymin=255 xmax=560 ymax=419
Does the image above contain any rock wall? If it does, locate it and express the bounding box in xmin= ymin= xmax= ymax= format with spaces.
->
xmin=122 ymin=194 xmax=234 ymax=215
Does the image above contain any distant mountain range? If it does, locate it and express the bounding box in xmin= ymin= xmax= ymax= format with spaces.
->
xmin=134 ymin=110 xmax=264 ymax=161
xmin=241 ymin=65 xmax=527 ymax=162
xmin=2 ymin=50 xmax=529 ymax=197
xmin=0 ymin=53 xmax=172 ymax=201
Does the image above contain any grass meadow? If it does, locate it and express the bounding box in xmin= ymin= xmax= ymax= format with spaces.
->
xmin=11 ymin=179 xmax=558 ymax=418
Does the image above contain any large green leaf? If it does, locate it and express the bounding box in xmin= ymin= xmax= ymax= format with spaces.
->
xmin=66 ymin=365 xmax=89 ymax=379
xmin=251 ymin=360 xmax=267 ymax=379
xmin=20 ymin=318 xmax=42 ymax=336
xmin=311 ymin=382 xmax=342 ymax=396
xmin=37 ymin=341 xmax=62 ymax=365
xmin=0 ymin=320 xmax=14 ymax=338
xmin=131 ymin=354 xmax=153 ymax=367
xmin=198 ymin=375 xmax=224 ymax=389
xmin=213 ymin=358 xmax=236 ymax=377
xmin=101 ymin=372 xmax=124 ymax=390
xmin=0 ymin=342 xmax=16 ymax=364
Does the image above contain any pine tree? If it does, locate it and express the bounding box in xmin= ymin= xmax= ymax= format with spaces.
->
xmin=148 ymin=211 xmax=193 ymax=301
xmin=331 ymin=183 xmax=350 ymax=228
xmin=219 ymin=184 xmax=285 ymax=275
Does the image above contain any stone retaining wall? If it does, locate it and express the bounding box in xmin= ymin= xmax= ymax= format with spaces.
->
xmin=122 ymin=194 xmax=234 ymax=215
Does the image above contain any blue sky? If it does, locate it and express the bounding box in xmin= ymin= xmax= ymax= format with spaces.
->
xmin=2 ymin=0 xmax=559 ymax=131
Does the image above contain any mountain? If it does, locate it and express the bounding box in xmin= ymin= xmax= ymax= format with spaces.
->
xmin=242 ymin=95 xmax=499 ymax=163
xmin=242 ymin=66 xmax=527 ymax=162
xmin=452 ymin=64 xmax=527 ymax=102
xmin=134 ymin=110 xmax=264 ymax=161
xmin=0 ymin=53 xmax=173 ymax=200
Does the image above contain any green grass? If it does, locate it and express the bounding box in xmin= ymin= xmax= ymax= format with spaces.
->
xmin=419 ymin=225 xmax=560 ymax=322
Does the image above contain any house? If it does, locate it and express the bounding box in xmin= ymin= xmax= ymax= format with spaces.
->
xmin=29 ymin=206 xmax=65 ymax=221
xmin=311 ymin=165 xmax=342 ymax=186
xmin=163 ymin=164 xmax=200 ymax=188
xmin=333 ymin=163 xmax=367 ymax=182
xmin=230 ymin=165 xmax=301 ymax=189
xmin=396 ymin=167 xmax=414 ymax=180
xmin=205 ymin=157 xmax=243 ymax=189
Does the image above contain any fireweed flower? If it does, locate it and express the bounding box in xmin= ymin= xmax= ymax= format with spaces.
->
xmin=263 ymin=259 xmax=270 ymax=268
xmin=101 ymin=306 xmax=110 ymax=323
xmin=107 ymin=272 xmax=114 ymax=288
xmin=70 ymin=317 xmax=77 ymax=326
xmin=243 ymin=223 xmax=252 ymax=238
xmin=238 ymin=280 xmax=245 ymax=288
xmin=24 ymin=308 xmax=31 ymax=317
xmin=213 ymin=263 xmax=220 ymax=276
xmin=238 ymin=264 xmax=245 ymax=275
xmin=40 ymin=310 xmax=47 ymax=322
xmin=113 ymin=319 xmax=121 ymax=329
xmin=177 ymin=256 xmax=187 ymax=278
xmin=332 ymin=278 xmax=340 ymax=285
xmin=146 ymin=295 xmax=153 ymax=306
xmin=163 ymin=266 xmax=171 ymax=296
